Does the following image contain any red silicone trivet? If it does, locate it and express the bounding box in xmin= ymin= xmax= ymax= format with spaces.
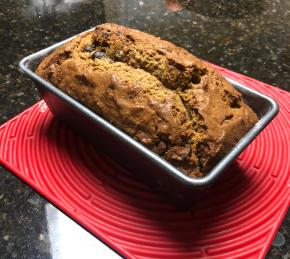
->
xmin=0 ymin=67 xmax=289 ymax=259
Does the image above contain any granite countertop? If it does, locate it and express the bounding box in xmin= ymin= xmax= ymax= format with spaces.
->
xmin=0 ymin=0 xmax=289 ymax=258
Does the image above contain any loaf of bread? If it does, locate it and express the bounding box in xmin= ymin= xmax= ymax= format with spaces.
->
xmin=36 ymin=23 xmax=258 ymax=178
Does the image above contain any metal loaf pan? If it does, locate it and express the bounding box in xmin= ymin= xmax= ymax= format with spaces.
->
xmin=19 ymin=29 xmax=279 ymax=204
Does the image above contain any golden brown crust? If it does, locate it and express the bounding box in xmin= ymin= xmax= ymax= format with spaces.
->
xmin=36 ymin=23 xmax=258 ymax=177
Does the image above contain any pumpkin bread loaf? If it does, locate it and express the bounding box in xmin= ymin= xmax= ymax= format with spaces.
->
xmin=36 ymin=23 xmax=258 ymax=178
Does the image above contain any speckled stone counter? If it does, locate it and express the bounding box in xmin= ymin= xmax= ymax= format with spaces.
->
xmin=0 ymin=0 xmax=289 ymax=258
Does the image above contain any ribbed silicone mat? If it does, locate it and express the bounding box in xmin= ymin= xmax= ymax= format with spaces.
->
xmin=0 ymin=67 xmax=289 ymax=259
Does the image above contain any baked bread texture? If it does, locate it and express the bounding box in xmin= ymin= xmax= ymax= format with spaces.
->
xmin=36 ymin=23 xmax=258 ymax=177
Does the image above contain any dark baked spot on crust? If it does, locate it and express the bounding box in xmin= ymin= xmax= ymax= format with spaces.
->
xmin=55 ymin=50 xmax=72 ymax=65
xmin=153 ymin=141 xmax=167 ymax=155
xmin=195 ymin=142 xmax=211 ymax=170
xmin=164 ymin=145 xmax=191 ymax=162
xmin=75 ymin=74 xmax=92 ymax=87
xmin=222 ymin=114 xmax=234 ymax=124
xmin=222 ymin=89 xmax=242 ymax=108
xmin=125 ymin=34 xmax=135 ymax=42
